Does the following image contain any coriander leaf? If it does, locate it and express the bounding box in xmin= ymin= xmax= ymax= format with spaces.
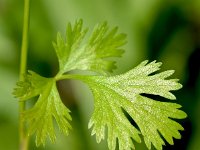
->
xmin=13 ymin=71 xmax=50 ymax=100
xmin=80 ymin=60 xmax=186 ymax=150
xmin=53 ymin=19 xmax=88 ymax=74
xmin=53 ymin=19 xmax=126 ymax=75
xmin=13 ymin=71 xmax=72 ymax=146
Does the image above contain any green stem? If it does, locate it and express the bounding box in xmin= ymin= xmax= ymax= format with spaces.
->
xmin=55 ymin=74 xmax=86 ymax=81
xmin=19 ymin=0 xmax=30 ymax=149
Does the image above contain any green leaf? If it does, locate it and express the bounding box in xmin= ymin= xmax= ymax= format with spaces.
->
xmin=13 ymin=19 xmax=186 ymax=150
xmin=13 ymin=71 xmax=50 ymax=100
xmin=13 ymin=71 xmax=72 ymax=146
xmin=53 ymin=19 xmax=126 ymax=75
xmin=80 ymin=60 xmax=187 ymax=150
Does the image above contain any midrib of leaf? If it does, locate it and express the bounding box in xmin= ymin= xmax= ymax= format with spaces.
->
xmin=41 ymin=80 xmax=54 ymax=115
xmin=63 ymin=45 xmax=94 ymax=71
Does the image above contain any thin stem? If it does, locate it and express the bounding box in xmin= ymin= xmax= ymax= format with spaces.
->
xmin=55 ymin=74 xmax=87 ymax=81
xmin=19 ymin=0 xmax=30 ymax=149
xmin=20 ymin=0 xmax=30 ymax=80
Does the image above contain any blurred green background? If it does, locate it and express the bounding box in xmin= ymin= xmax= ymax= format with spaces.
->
xmin=0 ymin=0 xmax=200 ymax=149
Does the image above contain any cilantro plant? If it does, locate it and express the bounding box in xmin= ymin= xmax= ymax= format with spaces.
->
xmin=14 ymin=0 xmax=187 ymax=150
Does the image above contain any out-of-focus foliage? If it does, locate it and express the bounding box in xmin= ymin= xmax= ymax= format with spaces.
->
xmin=0 ymin=0 xmax=199 ymax=149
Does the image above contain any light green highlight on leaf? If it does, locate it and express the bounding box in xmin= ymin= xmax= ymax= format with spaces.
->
xmin=53 ymin=19 xmax=126 ymax=75
xmin=81 ymin=60 xmax=186 ymax=150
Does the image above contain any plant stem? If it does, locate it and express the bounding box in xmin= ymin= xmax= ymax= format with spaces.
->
xmin=19 ymin=0 xmax=30 ymax=149
xmin=56 ymin=74 xmax=88 ymax=81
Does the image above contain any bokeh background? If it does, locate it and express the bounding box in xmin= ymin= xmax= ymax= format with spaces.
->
xmin=0 ymin=0 xmax=200 ymax=150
